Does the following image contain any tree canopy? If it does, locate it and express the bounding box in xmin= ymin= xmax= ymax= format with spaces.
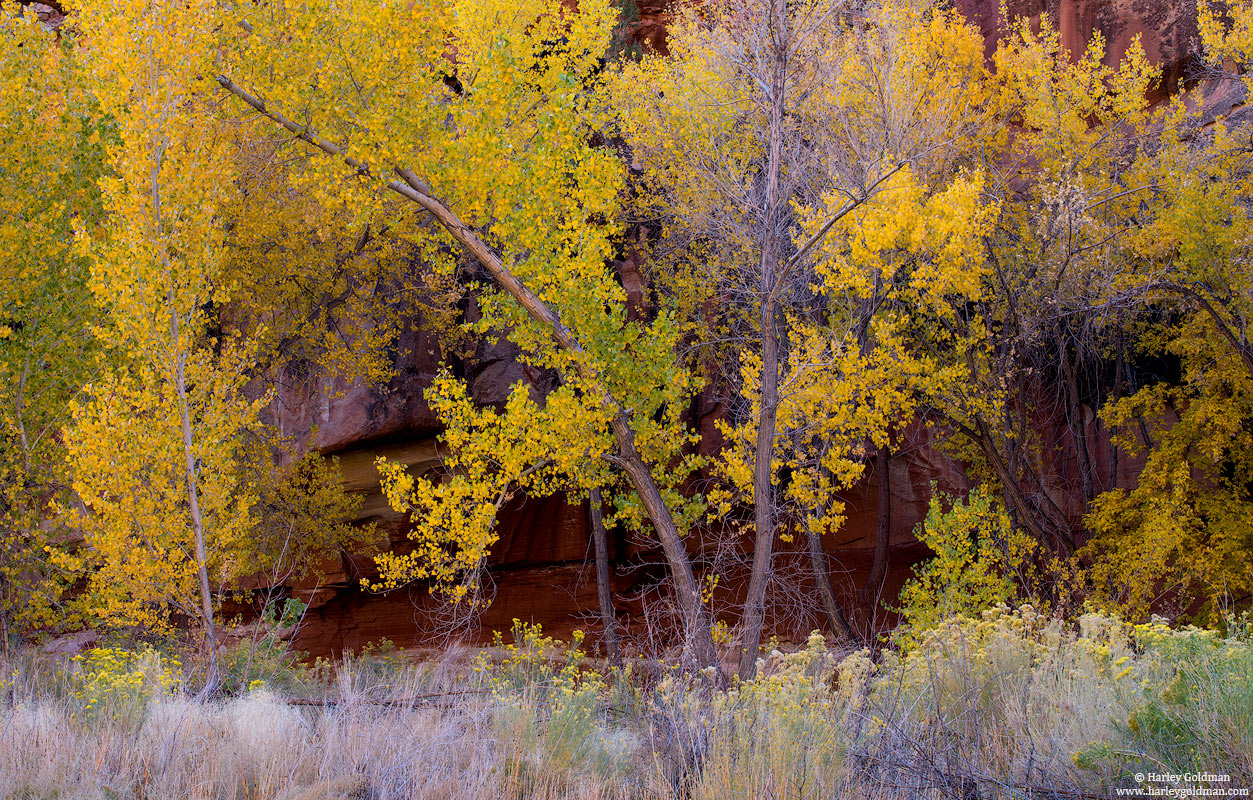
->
xmin=2 ymin=0 xmax=1252 ymax=675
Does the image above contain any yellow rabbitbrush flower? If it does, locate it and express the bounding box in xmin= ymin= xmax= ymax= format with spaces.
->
xmin=699 ymin=631 xmax=846 ymax=800
xmin=72 ymin=645 xmax=182 ymax=722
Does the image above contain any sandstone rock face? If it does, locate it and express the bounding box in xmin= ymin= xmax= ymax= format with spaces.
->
xmin=630 ymin=0 xmax=1204 ymax=84
xmin=954 ymin=0 xmax=1201 ymax=98
xmin=282 ymin=0 xmax=1218 ymax=658
xmin=266 ymin=322 xmax=443 ymax=455
xmin=624 ymin=1 xmax=674 ymax=54
xmin=288 ymin=411 xmax=974 ymax=656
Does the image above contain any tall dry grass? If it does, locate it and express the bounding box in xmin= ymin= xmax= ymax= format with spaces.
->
xmin=0 ymin=610 xmax=1248 ymax=799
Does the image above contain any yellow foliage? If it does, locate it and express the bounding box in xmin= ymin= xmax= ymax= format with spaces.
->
xmin=72 ymin=645 xmax=182 ymax=720
xmin=212 ymin=0 xmax=715 ymax=596
xmin=63 ymin=0 xmax=267 ymax=633
xmin=372 ymin=375 xmax=612 ymax=599
xmin=63 ymin=352 xmax=266 ymax=629
xmin=1075 ymin=6 xmax=1253 ymax=622
xmin=621 ymin=0 xmax=999 ymax=545
xmin=1200 ymin=0 xmax=1253 ymax=83
xmin=895 ymin=486 xmax=1037 ymax=639
xmin=0 ymin=1 xmax=107 ymax=633
xmin=3 ymin=0 xmax=1252 ymax=641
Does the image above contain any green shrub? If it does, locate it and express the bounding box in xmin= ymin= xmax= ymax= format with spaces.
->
xmin=1125 ymin=620 xmax=1253 ymax=775
xmin=693 ymin=632 xmax=847 ymax=800
xmin=894 ymin=486 xmax=1035 ymax=642
xmin=219 ymin=598 xmax=311 ymax=694
xmin=479 ymin=620 xmax=620 ymax=794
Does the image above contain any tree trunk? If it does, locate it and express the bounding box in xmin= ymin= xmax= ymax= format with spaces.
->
xmin=0 ymin=579 xmax=9 ymax=660
xmin=1110 ymin=339 xmax=1124 ymax=491
xmin=739 ymin=302 xmax=779 ymax=680
xmin=175 ymin=344 xmax=220 ymax=695
xmin=805 ymin=523 xmax=856 ymax=641
xmin=612 ymin=416 xmax=719 ymax=671
xmin=16 ymin=355 xmax=29 ymax=472
xmin=737 ymin=0 xmax=788 ymax=682
xmin=589 ymin=488 xmax=621 ymax=667
xmin=151 ymin=130 xmax=219 ymax=693
xmin=1060 ymin=339 xmax=1096 ymax=503
xmin=964 ymin=415 xmax=1076 ymax=553
xmin=860 ymin=443 xmax=891 ymax=626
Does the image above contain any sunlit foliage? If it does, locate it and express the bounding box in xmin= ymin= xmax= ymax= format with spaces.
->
xmin=1 ymin=0 xmax=1252 ymax=655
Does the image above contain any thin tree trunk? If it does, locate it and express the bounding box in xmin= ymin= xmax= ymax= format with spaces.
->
xmin=737 ymin=0 xmax=788 ymax=682
xmin=1110 ymin=339 xmax=1124 ymax=491
xmin=16 ymin=355 xmax=29 ymax=472
xmin=173 ymin=331 xmax=220 ymax=695
xmin=213 ymin=76 xmax=722 ymax=675
xmin=612 ymin=419 xmax=719 ymax=671
xmin=6 ymin=358 xmax=27 ymax=659
xmin=1060 ymin=340 xmax=1095 ymax=503
xmin=860 ymin=443 xmax=891 ymax=624
xmin=805 ymin=523 xmax=856 ymax=641
xmin=0 ymin=579 xmax=9 ymax=660
xmin=589 ymin=488 xmax=621 ymax=667
xmin=963 ymin=415 xmax=1076 ymax=553
xmin=739 ymin=303 xmax=779 ymax=680
xmin=151 ymin=140 xmax=218 ymax=693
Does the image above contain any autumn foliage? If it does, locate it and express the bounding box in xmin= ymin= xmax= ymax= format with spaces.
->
xmin=0 ymin=0 xmax=1252 ymax=688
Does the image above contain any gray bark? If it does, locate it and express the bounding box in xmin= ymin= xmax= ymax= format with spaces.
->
xmin=589 ymin=488 xmax=621 ymax=667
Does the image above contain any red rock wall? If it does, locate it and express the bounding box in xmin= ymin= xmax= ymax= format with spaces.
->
xmin=286 ymin=414 xmax=974 ymax=656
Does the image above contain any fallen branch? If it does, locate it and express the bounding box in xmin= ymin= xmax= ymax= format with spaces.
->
xmin=285 ymin=689 xmax=492 ymax=708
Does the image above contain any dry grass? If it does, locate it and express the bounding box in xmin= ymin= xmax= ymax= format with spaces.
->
xmin=0 ymin=610 xmax=1248 ymax=800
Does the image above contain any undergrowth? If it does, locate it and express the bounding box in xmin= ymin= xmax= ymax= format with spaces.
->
xmin=0 ymin=611 xmax=1249 ymax=799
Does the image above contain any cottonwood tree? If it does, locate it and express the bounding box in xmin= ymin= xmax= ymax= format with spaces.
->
xmin=63 ymin=0 xmax=259 ymax=688
xmin=0 ymin=1 xmax=106 ymax=647
xmin=217 ymin=124 xmax=442 ymax=398
xmin=214 ymin=0 xmax=722 ymax=670
xmin=1072 ymin=3 xmax=1253 ymax=619
xmin=904 ymin=10 xmax=1253 ymax=621
xmin=614 ymin=0 xmax=998 ymax=675
xmin=782 ymin=0 xmax=1000 ymax=630
xmin=928 ymin=17 xmax=1159 ymax=561
xmin=0 ymin=0 xmax=406 ymax=662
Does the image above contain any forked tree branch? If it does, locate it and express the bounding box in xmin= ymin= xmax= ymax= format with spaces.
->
xmin=767 ymin=158 xmax=908 ymax=304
